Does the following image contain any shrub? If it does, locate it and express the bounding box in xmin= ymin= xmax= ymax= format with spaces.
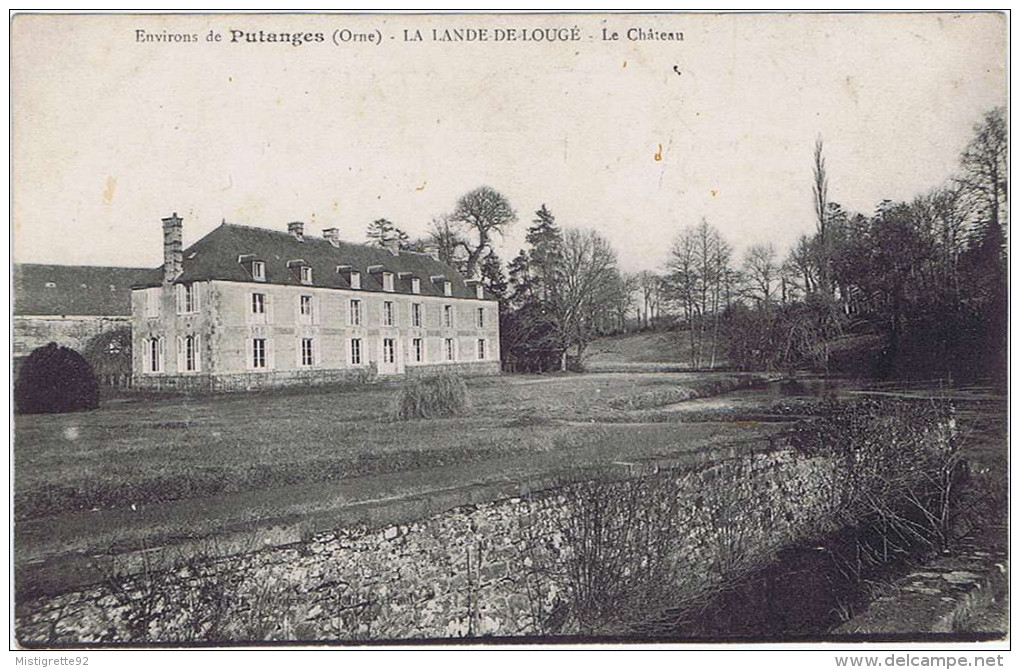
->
xmin=390 ymin=371 xmax=469 ymax=420
xmin=15 ymin=342 xmax=100 ymax=414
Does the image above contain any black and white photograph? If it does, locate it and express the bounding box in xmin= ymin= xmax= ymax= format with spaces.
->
xmin=9 ymin=10 xmax=1009 ymax=656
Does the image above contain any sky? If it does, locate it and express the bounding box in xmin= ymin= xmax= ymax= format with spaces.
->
xmin=11 ymin=12 xmax=1007 ymax=274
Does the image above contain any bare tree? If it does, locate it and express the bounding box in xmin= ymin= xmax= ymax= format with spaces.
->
xmin=743 ymin=243 xmax=779 ymax=311
xmin=422 ymin=214 xmax=466 ymax=267
xmin=665 ymin=218 xmax=732 ymax=369
xmin=450 ymin=186 xmax=518 ymax=278
xmin=553 ymin=228 xmax=621 ymax=370
xmin=635 ymin=271 xmax=664 ymax=329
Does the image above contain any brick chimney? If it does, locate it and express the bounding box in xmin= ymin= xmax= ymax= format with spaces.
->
xmin=288 ymin=221 xmax=304 ymax=241
xmin=322 ymin=227 xmax=340 ymax=247
xmin=383 ymin=236 xmax=400 ymax=256
xmin=162 ymin=212 xmax=183 ymax=282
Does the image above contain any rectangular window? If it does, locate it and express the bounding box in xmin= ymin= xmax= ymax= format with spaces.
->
xmin=252 ymin=338 xmax=267 ymax=369
xmin=252 ymin=261 xmax=266 ymax=281
xmin=444 ymin=305 xmax=454 ymax=328
xmin=475 ymin=284 xmax=484 ymax=300
xmin=383 ymin=272 xmax=395 ymax=292
xmin=411 ymin=277 xmax=421 ymax=294
xmin=176 ymin=283 xmax=199 ymax=314
xmin=412 ymin=303 xmax=422 ymax=328
xmin=349 ymin=299 xmax=361 ymax=326
xmin=178 ymin=334 xmax=201 ymax=372
xmin=445 ymin=338 xmax=455 ymax=362
xmin=300 ymin=266 xmax=313 ymax=285
xmin=301 ymin=338 xmax=314 ymax=367
xmin=477 ymin=338 xmax=486 ymax=360
xmin=350 ymin=271 xmax=361 ymax=289
xmin=252 ymin=293 xmax=266 ymax=314
xmin=383 ymin=338 xmax=395 ymax=364
xmin=444 ymin=281 xmax=452 ymax=297
xmin=187 ymin=335 xmax=199 ymax=371
xmin=413 ymin=338 xmax=423 ymax=363
xmin=383 ymin=301 xmax=394 ymax=326
xmin=476 ymin=307 xmax=485 ymax=328
xmin=145 ymin=290 xmax=159 ymax=318
xmin=300 ymin=295 xmax=313 ymax=322
xmin=147 ymin=337 xmax=163 ymax=373
xmin=350 ymin=338 xmax=362 ymax=365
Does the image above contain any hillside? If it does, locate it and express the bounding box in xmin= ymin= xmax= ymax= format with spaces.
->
xmin=583 ymin=330 xmax=723 ymax=370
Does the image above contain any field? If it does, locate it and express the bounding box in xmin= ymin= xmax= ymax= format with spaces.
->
xmin=15 ymin=372 xmax=777 ymax=524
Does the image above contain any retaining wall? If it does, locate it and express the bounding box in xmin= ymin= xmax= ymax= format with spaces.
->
xmin=17 ymin=445 xmax=852 ymax=645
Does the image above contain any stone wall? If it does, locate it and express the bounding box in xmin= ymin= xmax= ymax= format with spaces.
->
xmin=16 ymin=446 xmax=849 ymax=645
xmin=13 ymin=315 xmax=131 ymax=361
xmin=132 ymin=363 xmax=380 ymax=393
xmin=404 ymin=360 xmax=502 ymax=378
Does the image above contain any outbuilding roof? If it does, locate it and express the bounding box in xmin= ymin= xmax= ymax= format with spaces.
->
xmin=14 ymin=263 xmax=157 ymax=316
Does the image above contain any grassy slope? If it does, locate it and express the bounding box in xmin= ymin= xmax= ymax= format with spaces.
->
xmin=585 ymin=331 xmax=690 ymax=364
xmin=14 ymin=372 xmax=762 ymax=521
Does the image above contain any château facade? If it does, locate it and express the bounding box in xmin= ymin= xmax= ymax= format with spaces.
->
xmin=131 ymin=214 xmax=500 ymax=391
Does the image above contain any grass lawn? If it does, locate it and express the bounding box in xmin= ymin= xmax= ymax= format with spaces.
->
xmin=14 ymin=372 xmax=764 ymax=521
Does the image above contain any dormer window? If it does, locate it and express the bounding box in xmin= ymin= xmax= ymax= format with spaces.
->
xmin=444 ymin=281 xmax=453 ymax=297
xmin=337 ymin=265 xmax=361 ymax=289
xmin=288 ymin=259 xmax=310 ymax=284
xmin=240 ymin=254 xmax=266 ymax=282
xmin=411 ymin=277 xmax=421 ymax=295
xmin=475 ymin=284 xmax=484 ymax=299
xmin=383 ymin=272 xmax=395 ymax=292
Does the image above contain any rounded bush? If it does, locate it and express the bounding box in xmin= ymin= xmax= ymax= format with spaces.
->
xmin=15 ymin=342 xmax=100 ymax=414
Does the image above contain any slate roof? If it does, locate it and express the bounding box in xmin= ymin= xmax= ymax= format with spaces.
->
xmin=135 ymin=223 xmax=490 ymax=300
xmin=13 ymin=263 xmax=157 ymax=316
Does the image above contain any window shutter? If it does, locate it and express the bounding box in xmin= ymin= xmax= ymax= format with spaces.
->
xmin=247 ymin=338 xmax=254 ymax=370
xmin=193 ymin=284 xmax=201 ymax=312
xmin=195 ymin=335 xmax=202 ymax=372
xmin=175 ymin=285 xmax=183 ymax=314
xmin=176 ymin=337 xmax=184 ymax=372
xmin=267 ymin=337 xmax=275 ymax=369
xmin=313 ymin=296 xmax=321 ymax=325
xmin=245 ymin=293 xmax=253 ymax=324
xmin=266 ymin=294 xmax=274 ymax=324
xmin=157 ymin=337 xmax=165 ymax=372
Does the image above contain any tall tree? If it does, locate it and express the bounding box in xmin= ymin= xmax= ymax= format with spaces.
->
xmin=812 ymin=138 xmax=832 ymax=296
xmin=552 ymin=228 xmax=621 ymax=370
xmin=525 ymin=204 xmax=564 ymax=302
xmin=665 ymin=219 xmax=732 ymax=369
xmin=450 ymin=186 xmax=518 ymax=279
xmin=957 ymin=106 xmax=1008 ymax=240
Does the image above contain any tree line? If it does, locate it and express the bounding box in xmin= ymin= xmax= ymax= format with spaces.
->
xmin=363 ymin=188 xmax=631 ymax=372
xmin=655 ymin=107 xmax=1007 ymax=383
xmin=363 ymin=107 xmax=1005 ymax=382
